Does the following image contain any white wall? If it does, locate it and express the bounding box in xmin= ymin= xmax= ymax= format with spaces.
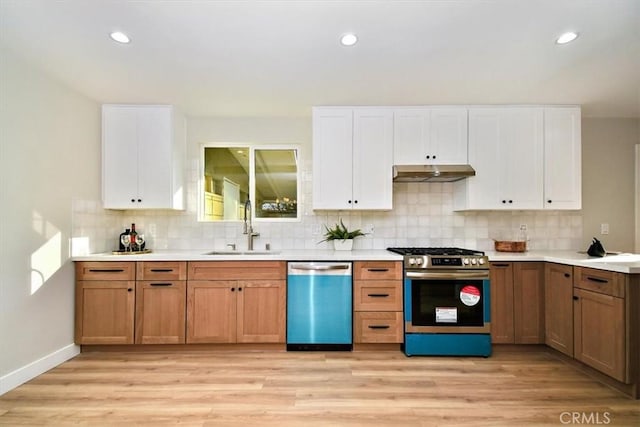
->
xmin=0 ymin=47 xmax=101 ymax=393
xmin=581 ymin=118 xmax=640 ymax=252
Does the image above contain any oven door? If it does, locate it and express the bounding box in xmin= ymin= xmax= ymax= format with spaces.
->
xmin=404 ymin=270 xmax=491 ymax=334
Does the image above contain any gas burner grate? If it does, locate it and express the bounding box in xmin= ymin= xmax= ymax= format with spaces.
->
xmin=387 ymin=247 xmax=485 ymax=256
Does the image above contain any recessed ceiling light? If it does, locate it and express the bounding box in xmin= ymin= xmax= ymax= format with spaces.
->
xmin=556 ymin=31 xmax=578 ymax=44
xmin=340 ymin=33 xmax=358 ymax=47
xmin=110 ymin=31 xmax=130 ymax=44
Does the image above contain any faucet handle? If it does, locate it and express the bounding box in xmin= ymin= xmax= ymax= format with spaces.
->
xmin=227 ymin=243 xmax=236 ymax=251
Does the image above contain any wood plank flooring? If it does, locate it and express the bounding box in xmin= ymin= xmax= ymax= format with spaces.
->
xmin=1 ymin=346 xmax=638 ymax=426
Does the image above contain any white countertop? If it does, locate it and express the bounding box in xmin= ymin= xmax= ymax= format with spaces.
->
xmin=73 ymin=249 xmax=640 ymax=274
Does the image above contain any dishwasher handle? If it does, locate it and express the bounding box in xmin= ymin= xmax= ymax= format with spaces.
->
xmin=288 ymin=262 xmax=352 ymax=275
xmin=289 ymin=263 xmax=350 ymax=271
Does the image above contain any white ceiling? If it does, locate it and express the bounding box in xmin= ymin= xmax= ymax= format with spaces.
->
xmin=1 ymin=0 xmax=639 ymax=118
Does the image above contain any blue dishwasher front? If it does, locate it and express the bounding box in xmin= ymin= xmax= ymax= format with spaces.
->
xmin=287 ymin=262 xmax=352 ymax=351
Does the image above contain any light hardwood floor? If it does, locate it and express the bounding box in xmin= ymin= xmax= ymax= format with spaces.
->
xmin=1 ymin=347 xmax=638 ymax=426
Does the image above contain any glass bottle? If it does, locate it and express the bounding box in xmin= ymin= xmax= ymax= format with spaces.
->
xmin=130 ymin=223 xmax=138 ymax=252
xmin=119 ymin=228 xmax=130 ymax=251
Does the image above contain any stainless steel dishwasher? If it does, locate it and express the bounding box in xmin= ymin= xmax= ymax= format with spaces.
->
xmin=286 ymin=262 xmax=353 ymax=351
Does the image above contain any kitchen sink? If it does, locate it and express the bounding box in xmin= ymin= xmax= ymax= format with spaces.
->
xmin=203 ymin=250 xmax=281 ymax=256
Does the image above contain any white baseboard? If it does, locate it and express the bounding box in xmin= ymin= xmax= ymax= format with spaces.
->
xmin=0 ymin=343 xmax=80 ymax=395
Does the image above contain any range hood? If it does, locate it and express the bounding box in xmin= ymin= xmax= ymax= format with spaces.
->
xmin=392 ymin=164 xmax=476 ymax=183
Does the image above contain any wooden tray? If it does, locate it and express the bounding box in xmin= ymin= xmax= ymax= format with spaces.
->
xmin=112 ymin=249 xmax=152 ymax=255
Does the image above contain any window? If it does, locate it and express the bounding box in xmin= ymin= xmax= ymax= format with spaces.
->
xmin=201 ymin=144 xmax=300 ymax=222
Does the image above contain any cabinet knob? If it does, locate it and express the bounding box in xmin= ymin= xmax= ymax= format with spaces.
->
xmin=547 ymin=200 xmax=552 ymax=204
xmin=231 ymin=287 xmax=235 ymax=291
xmin=354 ymin=200 xmax=358 ymax=204
xmin=564 ymin=273 xmax=570 ymax=278
xmin=508 ymin=200 xmax=513 ymax=204
xmin=502 ymin=200 xmax=506 ymax=204
xmin=573 ymin=296 xmax=579 ymax=300
xmin=426 ymin=155 xmax=430 ymax=159
xmin=131 ymin=199 xmax=135 ymax=203
xmin=348 ymin=200 xmax=352 ymax=204
xmin=238 ymin=287 xmax=242 ymax=292
xmin=432 ymin=155 xmax=436 ymax=159
xmin=127 ymin=288 xmax=133 ymax=292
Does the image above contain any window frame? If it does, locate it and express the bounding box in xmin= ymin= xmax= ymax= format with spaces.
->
xmin=199 ymin=143 xmax=302 ymax=223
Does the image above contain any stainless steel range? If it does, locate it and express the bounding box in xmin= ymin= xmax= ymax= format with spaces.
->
xmin=387 ymin=247 xmax=491 ymax=357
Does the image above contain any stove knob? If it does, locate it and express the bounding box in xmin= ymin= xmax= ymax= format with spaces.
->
xmin=415 ymin=257 xmax=424 ymax=265
xmin=478 ymin=258 xmax=485 ymax=265
xmin=408 ymin=258 xmax=416 ymax=265
xmin=463 ymin=258 xmax=470 ymax=265
xmin=471 ymin=258 xmax=477 ymax=265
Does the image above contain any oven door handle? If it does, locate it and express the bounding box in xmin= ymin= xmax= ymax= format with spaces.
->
xmin=406 ymin=271 xmax=489 ymax=280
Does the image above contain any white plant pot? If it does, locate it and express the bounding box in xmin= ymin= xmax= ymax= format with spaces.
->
xmin=333 ymin=239 xmax=353 ymax=251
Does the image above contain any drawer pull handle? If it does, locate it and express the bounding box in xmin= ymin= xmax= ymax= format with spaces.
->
xmin=586 ymin=277 xmax=608 ymax=284
xmin=492 ymin=263 xmax=510 ymax=267
xmin=367 ymin=268 xmax=389 ymax=272
xmin=368 ymin=293 xmax=390 ymax=298
xmin=368 ymin=325 xmax=390 ymax=330
xmin=150 ymin=269 xmax=174 ymax=273
xmin=150 ymin=283 xmax=172 ymax=287
xmin=88 ymin=269 xmax=124 ymax=273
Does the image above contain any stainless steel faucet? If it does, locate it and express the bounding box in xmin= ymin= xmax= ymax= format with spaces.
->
xmin=243 ymin=199 xmax=259 ymax=250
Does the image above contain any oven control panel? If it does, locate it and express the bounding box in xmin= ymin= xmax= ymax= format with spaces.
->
xmin=405 ymin=255 xmax=488 ymax=269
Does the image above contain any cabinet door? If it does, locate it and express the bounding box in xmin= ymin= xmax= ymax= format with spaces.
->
xmin=236 ymin=280 xmax=286 ymax=343
xmin=135 ymin=281 xmax=186 ymax=344
xmin=75 ymin=281 xmax=135 ymax=344
xmin=102 ymin=105 xmax=139 ymax=208
xmin=312 ymin=108 xmax=353 ymax=210
xmin=136 ymin=106 xmax=173 ymax=208
xmin=574 ymin=288 xmax=626 ymax=382
xmin=513 ymin=262 xmax=544 ymax=344
xmin=496 ymin=108 xmax=544 ymax=209
xmin=544 ymin=107 xmax=582 ymax=209
xmin=489 ymin=262 xmax=514 ymax=343
xmin=186 ymin=281 xmax=236 ymax=343
xmin=393 ymin=109 xmax=430 ymax=165
xmin=352 ymin=109 xmax=394 ymax=210
xmin=544 ymin=263 xmax=574 ymax=356
xmin=429 ymin=108 xmax=468 ymax=165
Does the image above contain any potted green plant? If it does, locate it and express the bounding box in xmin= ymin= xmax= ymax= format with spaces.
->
xmin=319 ymin=219 xmax=366 ymax=251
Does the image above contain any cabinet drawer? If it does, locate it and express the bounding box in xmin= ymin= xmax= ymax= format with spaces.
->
xmin=75 ymin=262 xmax=135 ymax=281
xmin=574 ymin=267 xmax=625 ymax=298
xmin=354 ymin=280 xmax=402 ymax=311
xmin=354 ymin=261 xmax=402 ymax=280
xmin=137 ymin=261 xmax=187 ymax=280
xmin=188 ymin=261 xmax=286 ymax=280
xmin=354 ymin=312 xmax=403 ymax=343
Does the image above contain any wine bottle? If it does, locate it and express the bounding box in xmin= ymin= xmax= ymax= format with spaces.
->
xmin=130 ymin=223 xmax=138 ymax=251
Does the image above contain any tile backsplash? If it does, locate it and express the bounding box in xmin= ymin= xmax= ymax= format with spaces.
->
xmin=72 ymin=169 xmax=582 ymax=255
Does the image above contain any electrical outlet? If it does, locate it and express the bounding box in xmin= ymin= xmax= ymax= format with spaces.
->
xmin=365 ymin=223 xmax=374 ymax=234
xmin=600 ymin=223 xmax=609 ymax=235
xmin=519 ymin=224 xmax=527 ymax=231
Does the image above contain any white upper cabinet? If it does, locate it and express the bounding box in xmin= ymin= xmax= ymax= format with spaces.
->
xmin=454 ymin=106 xmax=581 ymax=210
xmin=313 ymin=107 xmax=393 ymax=210
xmin=543 ymin=107 xmax=581 ymax=209
xmin=393 ymin=108 xmax=468 ymax=165
xmin=454 ymin=107 xmax=544 ymax=210
xmin=102 ymin=105 xmax=185 ymax=210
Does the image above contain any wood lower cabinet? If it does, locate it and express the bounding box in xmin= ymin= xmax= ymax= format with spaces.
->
xmin=353 ymin=261 xmax=403 ymax=344
xmin=573 ymin=267 xmax=627 ymax=382
xmin=186 ymin=262 xmax=286 ymax=344
xmin=544 ymin=263 xmax=574 ymax=356
xmin=75 ymin=262 xmax=136 ymax=344
xmin=490 ymin=262 xmax=544 ymax=344
xmin=135 ymin=281 xmax=186 ymax=344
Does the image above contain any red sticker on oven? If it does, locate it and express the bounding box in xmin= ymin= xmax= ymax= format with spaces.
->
xmin=460 ymin=285 xmax=481 ymax=306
